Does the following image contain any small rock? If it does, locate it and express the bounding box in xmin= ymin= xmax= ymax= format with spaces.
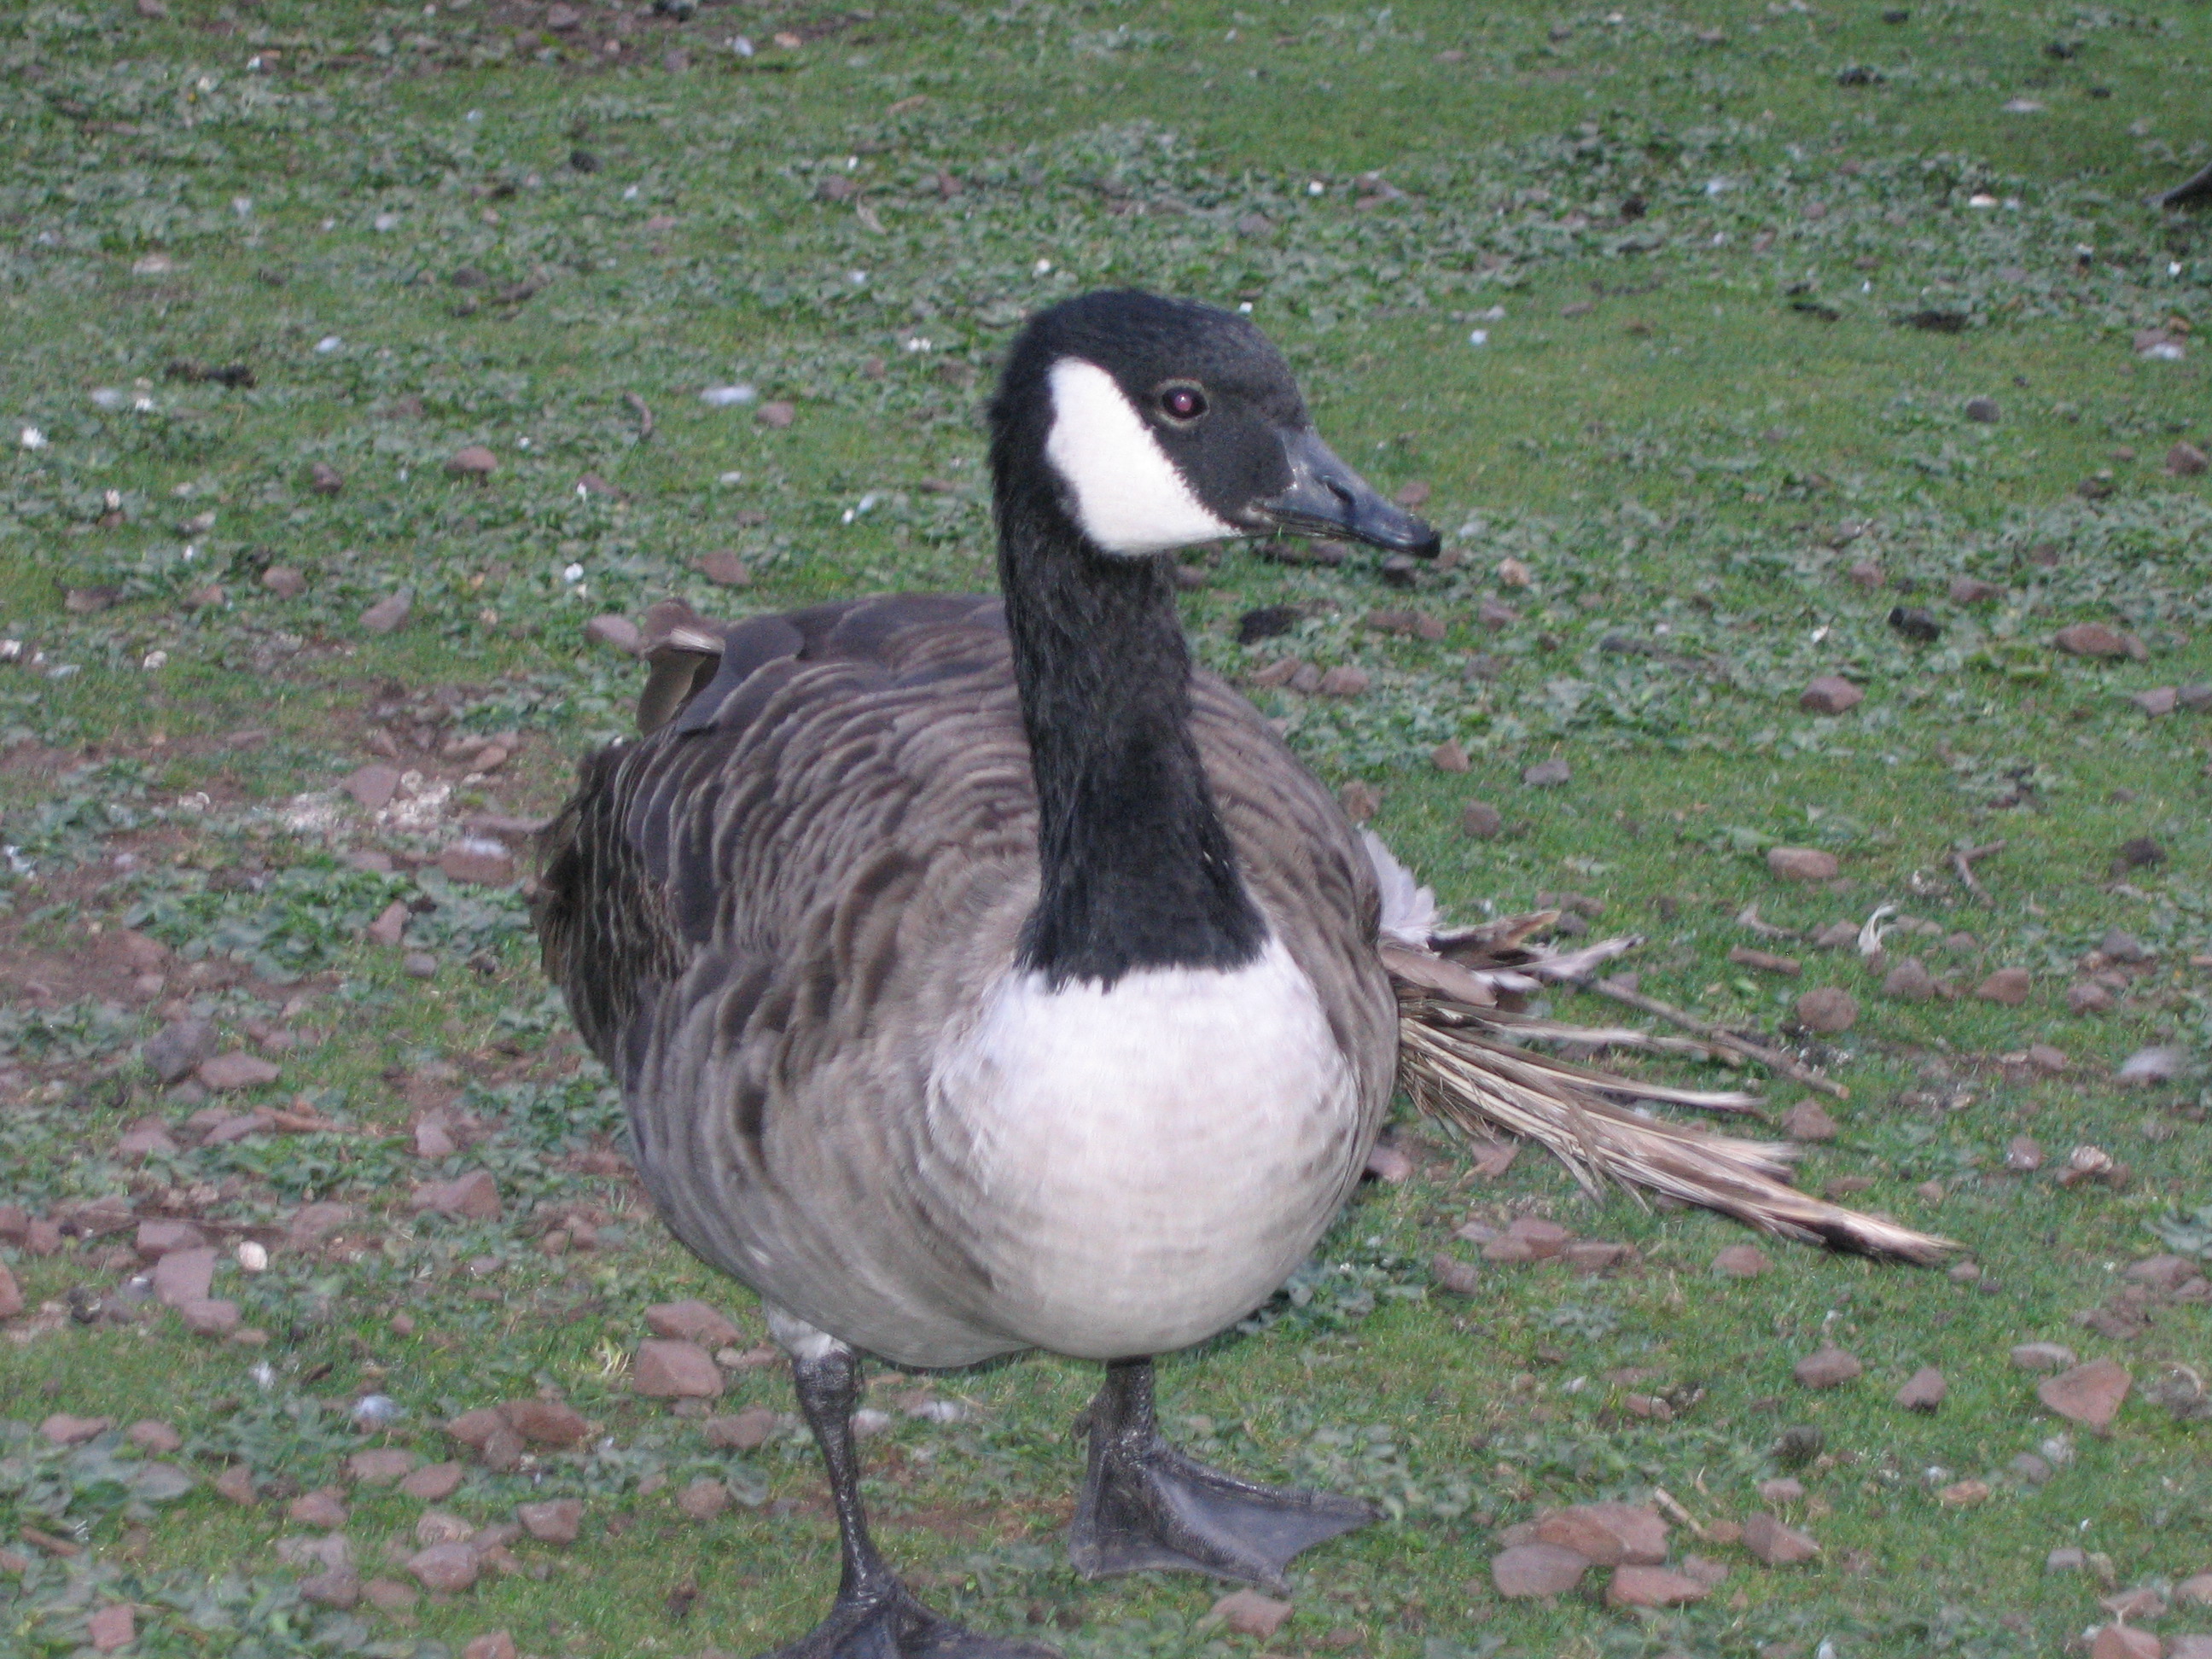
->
xmin=439 ymin=843 xmax=515 ymax=887
xmin=1741 ymin=1511 xmax=1821 ymax=1565
xmin=646 ymin=1300 xmax=745 ymax=1348
xmin=310 ymin=461 xmax=345 ymax=495
xmin=2090 ymin=1627 xmax=2163 ymax=1659
xmin=1431 ymin=740 xmax=1470 ymax=773
xmin=199 ymin=1052 xmax=281 ymax=1092
xmin=1948 ymin=576 xmax=2002 ymax=604
xmin=1800 ymin=676 xmax=1864 ymax=714
xmin=1976 ymin=967 xmax=2032 ymax=1004
xmin=1459 ymin=800 xmax=1504 ymax=839
xmin=447 ymin=445 xmax=498 ymax=477
xmin=1779 ymin=1101 xmax=1839 ymax=1142
xmin=502 ymin=1399 xmax=589 ymax=1447
xmin=1533 ymin=1502 xmax=1668 ymax=1566
xmin=1606 ymin=1566 xmax=1710 ymax=1608
xmin=360 ymin=592 xmax=412 ymax=636
xmin=137 ymin=1220 xmax=206 ymax=1260
xmin=2028 ymin=1043 xmax=2069 ymax=1073
xmin=286 ymin=1202 xmax=358 ymax=1250
xmin=300 ymin=1567 xmax=362 ymax=1609
xmin=363 ymin=1579 xmax=417 ymax=1613
xmin=2132 ymin=686 xmax=2180 ymax=718
xmin=1965 ymin=396 xmax=2001 ymax=423
xmin=1794 ymin=987 xmax=1859 ymax=1033
xmin=129 ymin=1420 xmax=183 ymax=1454
xmin=1895 ymin=1367 xmax=1947 ymax=1410
xmin=1757 ymin=1476 xmax=1805 ymax=1504
xmin=633 ymin=1339 xmax=724 ymax=1399
xmin=1430 ymin=1254 xmax=1482 ymax=1295
xmin=2168 ymin=440 xmax=2209 ymax=477
xmin=1522 ymin=758 xmax=1571 ymax=788
xmin=1212 ymin=1589 xmax=1294 ymax=1638
xmin=88 ymin=1605 xmax=135 ymax=1653
xmin=1936 ymin=1478 xmax=1991 ymax=1507
xmin=2117 ymin=1045 xmax=2187 ymax=1086
xmin=516 ymin=1499 xmax=584 ymax=1545
xmin=2011 ymin=1452 xmax=2054 ymax=1485
xmin=1491 ymin=1542 xmax=1590 ymax=1598
xmin=676 ymin=1477 xmax=731 ymax=1522
xmin=705 ymin=1406 xmax=779 ymax=1450
xmin=412 ymin=1171 xmax=501 ymax=1220
xmin=2039 ymin=1359 xmax=2131 ymax=1430
xmin=1714 ymin=1244 xmax=1772 ymax=1278
xmin=2068 ymin=981 xmax=2116 ymax=1016
xmin=1889 ymin=605 xmax=1944 ymax=642
xmin=179 ymin=1297 xmax=242 ymax=1336
xmin=463 ymin=1633 xmax=518 ymax=1659
xmin=1848 ymin=560 xmax=1886 ymax=589
xmin=144 ymin=1017 xmax=217 ymax=1086
xmin=1318 ymin=665 xmax=1370 ymax=697
xmin=1338 ymin=781 xmax=1380 ymax=823
xmin=2124 ymin=1254 xmax=2202 ymax=1292
xmin=585 ymin=614 xmax=640 ymax=654
xmin=2179 ymin=1574 xmax=2212 ymax=1605
xmin=2011 ymin=1342 xmax=2076 ymax=1371
xmin=1794 ymin=1346 xmax=1864 ymax=1388
xmin=399 ymin=1463 xmax=466 ymax=1502
xmin=343 ymin=764 xmax=404 ymax=812
xmin=407 ymin=1541 xmax=480 ymax=1594
xmin=697 ymin=550 xmax=750 ymax=587
xmin=1767 ymin=847 xmax=1838 ymax=882
xmin=347 ymin=1449 xmax=419 ymax=1485
xmin=1883 ymin=958 xmax=1938 ymax=1002
xmin=2054 ymin=622 xmax=2148 ymax=661
xmin=154 ymin=1246 xmax=217 ymax=1307
xmin=41 ymin=1414 xmax=113 ymax=1446
xmin=0 ymin=1262 xmax=23 ymax=1319
xmin=1364 ymin=1141 xmax=1413 ymax=1183
xmin=756 ymin=401 xmax=796 ymax=429
xmin=288 ymin=1487 xmax=349 ymax=1529
xmin=402 ymin=952 xmax=440 ymax=980
xmin=213 ymin=1464 xmax=257 ymax=1505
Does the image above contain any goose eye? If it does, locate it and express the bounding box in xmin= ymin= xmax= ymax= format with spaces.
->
xmin=1160 ymin=385 xmax=1208 ymax=422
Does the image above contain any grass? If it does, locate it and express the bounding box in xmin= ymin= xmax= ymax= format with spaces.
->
xmin=1 ymin=0 xmax=2209 ymax=1656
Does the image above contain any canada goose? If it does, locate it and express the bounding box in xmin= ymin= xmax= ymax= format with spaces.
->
xmin=538 ymin=289 xmax=1439 ymax=1656
xmin=537 ymin=289 xmax=1950 ymax=1657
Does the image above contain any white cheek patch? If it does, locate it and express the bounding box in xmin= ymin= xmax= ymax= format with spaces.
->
xmin=1043 ymin=358 xmax=1241 ymax=556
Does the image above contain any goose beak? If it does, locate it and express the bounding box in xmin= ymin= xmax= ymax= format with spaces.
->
xmin=1249 ymin=428 xmax=1441 ymax=558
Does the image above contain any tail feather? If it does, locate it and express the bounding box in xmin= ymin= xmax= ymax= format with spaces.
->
xmin=1364 ymin=836 xmax=1954 ymax=1263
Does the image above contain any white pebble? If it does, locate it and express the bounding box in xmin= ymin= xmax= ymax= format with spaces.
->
xmin=236 ymin=1241 xmax=269 ymax=1272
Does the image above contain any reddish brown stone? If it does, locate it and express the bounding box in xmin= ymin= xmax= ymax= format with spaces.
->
xmin=2038 ymin=1359 xmax=2131 ymax=1430
xmin=1976 ymin=967 xmax=2032 ymax=1005
xmin=412 ymin=1172 xmax=501 ymax=1220
xmin=502 ymin=1399 xmax=589 ymax=1447
xmin=1799 ymin=676 xmax=1864 ymax=715
xmin=399 ymin=1462 xmax=466 ymax=1501
xmin=644 ymin=1300 xmax=744 ymax=1348
xmin=1767 ymin=847 xmax=1839 ymax=881
xmin=2054 ymin=622 xmax=2148 ymax=661
xmin=1533 ymin=1501 xmax=1667 ymax=1566
xmin=515 ymin=1499 xmax=583 ymax=1545
xmin=1606 ymin=1566 xmax=1710 ymax=1608
xmin=704 ymin=1406 xmax=779 ymax=1451
xmin=1894 ymin=1366 xmax=1947 ymax=1411
xmin=1794 ymin=1346 xmax=1863 ymax=1388
xmin=1794 ymin=987 xmax=1859 ymax=1033
xmin=1714 ymin=1244 xmax=1772 ymax=1278
xmin=1212 ymin=1590 xmax=1294 ymax=1638
xmin=1741 ymin=1511 xmax=1821 ymax=1565
xmin=406 ymin=1542 xmax=480 ymax=1593
xmin=41 ymin=1414 xmax=113 ymax=1446
xmin=1491 ymin=1542 xmax=1590 ymax=1598
xmin=447 ymin=445 xmax=498 ymax=477
xmin=676 ymin=1477 xmax=731 ymax=1522
xmin=347 ymin=1449 xmax=419 ymax=1484
xmin=633 ymin=1339 xmax=723 ymax=1399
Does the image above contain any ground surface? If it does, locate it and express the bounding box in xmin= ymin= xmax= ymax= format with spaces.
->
xmin=3 ymin=2 xmax=2211 ymax=1656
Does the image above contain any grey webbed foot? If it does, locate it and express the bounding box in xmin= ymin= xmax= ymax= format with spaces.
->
xmin=760 ymin=1580 xmax=1056 ymax=1659
xmin=1068 ymin=1358 xmax=1375 ymax=1595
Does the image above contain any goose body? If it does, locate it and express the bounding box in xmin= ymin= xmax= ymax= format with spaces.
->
xmin=543 ymin=593 xmax=1392 ymax=1368
xmin=538 ymin=290 xmax=1439 ymax=1656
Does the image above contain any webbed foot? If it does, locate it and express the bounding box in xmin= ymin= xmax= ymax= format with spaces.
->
xmin=1068 ymin=1358 xmax=1375 ymax=1594
xmin=760 ymin=1580 xmax=1057 ymax=1659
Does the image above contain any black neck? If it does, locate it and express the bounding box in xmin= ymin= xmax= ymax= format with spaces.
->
xmin=993 ymin=471 xmax=1266 ymax=987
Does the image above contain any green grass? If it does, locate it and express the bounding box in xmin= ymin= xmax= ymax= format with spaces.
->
xmin=2 ymin=1 xmax=2210 ymax=1656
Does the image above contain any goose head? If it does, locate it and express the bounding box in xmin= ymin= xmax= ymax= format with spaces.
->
xmin=990 ymin=289 xmax=1441 ymax=563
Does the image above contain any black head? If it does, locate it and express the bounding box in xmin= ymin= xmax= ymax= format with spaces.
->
xmin=989 ymin=289 xmax=1440 ymax=562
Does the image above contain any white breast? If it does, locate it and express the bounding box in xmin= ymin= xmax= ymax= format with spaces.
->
xmin=928 ymin=937 xmax=1363 ymax=1359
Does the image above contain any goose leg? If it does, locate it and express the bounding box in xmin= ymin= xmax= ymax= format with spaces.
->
xmin=1068 ymin=1357 xmax=1375 ymax=1595
xmin=762 ymin=1322 xmax=1056 ymax=1659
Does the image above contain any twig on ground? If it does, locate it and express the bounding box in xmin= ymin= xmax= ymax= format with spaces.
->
xmin=1949 ymin=838 xmax=2006 ymax=903
xmin=1735 ymin=900 xmax=1799 ymax=940
xmin=1581 ymin=975 xmax=1849 ymax=1100
xmin=624 ymin=391 xmax=655 ymax=443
